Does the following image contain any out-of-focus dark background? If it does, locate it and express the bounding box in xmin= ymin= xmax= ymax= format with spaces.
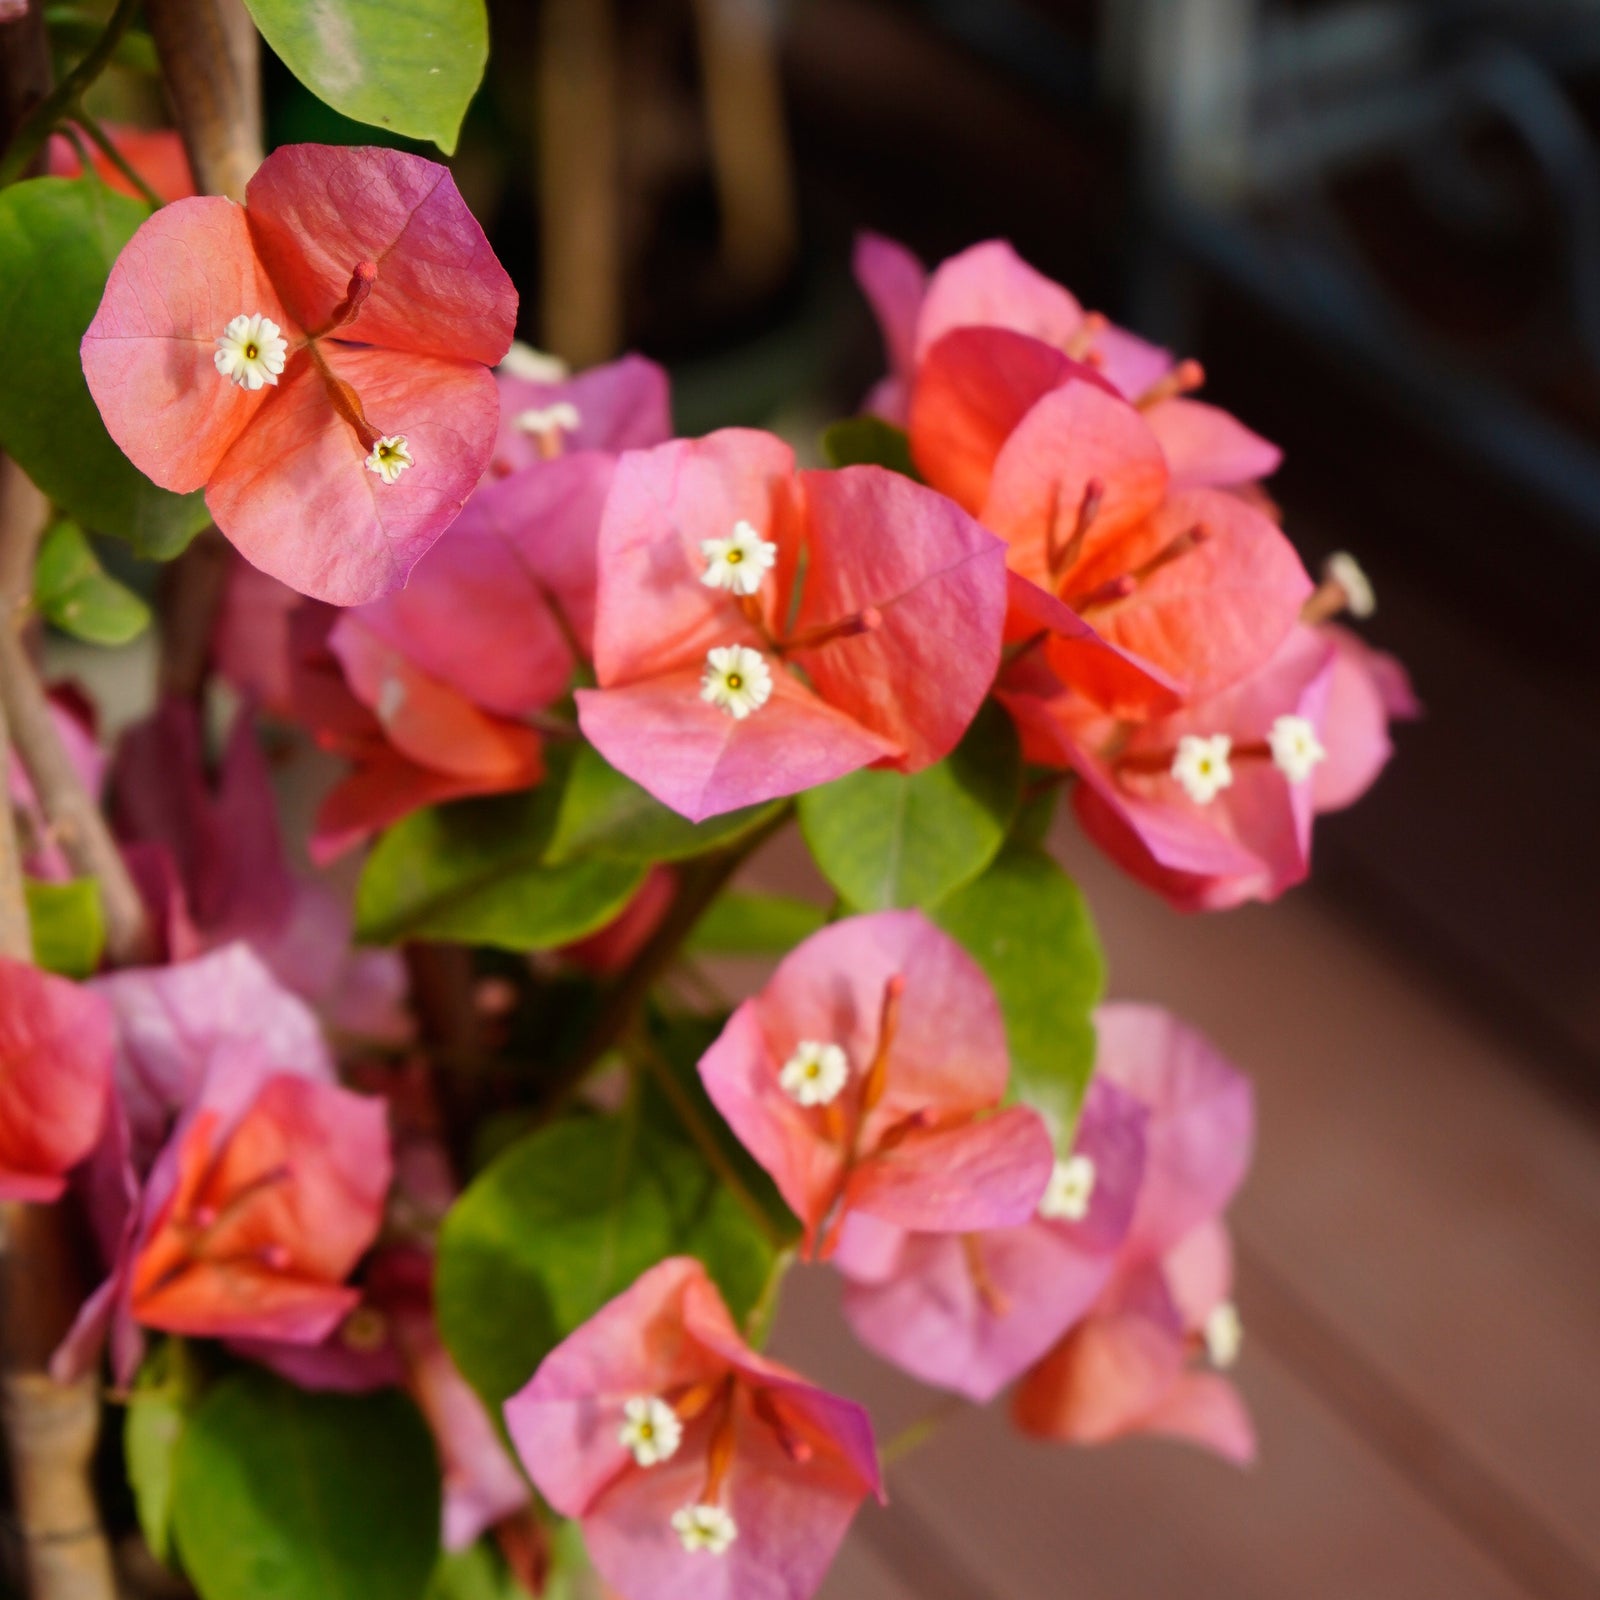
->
xmin=281 ymin=3 xmax=1595 ymax=1596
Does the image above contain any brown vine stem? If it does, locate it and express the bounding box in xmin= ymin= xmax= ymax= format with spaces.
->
xmin=0 ymin=458 xmax=155 ymax=968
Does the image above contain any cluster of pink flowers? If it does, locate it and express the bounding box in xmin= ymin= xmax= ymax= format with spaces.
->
xmin=0 ymin=141 xmax=1415 ymax=1600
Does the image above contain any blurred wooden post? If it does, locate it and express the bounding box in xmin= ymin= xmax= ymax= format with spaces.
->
xmin=691 ymin=0 xmax=797 ymax=295
xmin=538 ymin=0 xmax=623 ymax=365
xmin=143 ymin=0 xmax=260 ymax=201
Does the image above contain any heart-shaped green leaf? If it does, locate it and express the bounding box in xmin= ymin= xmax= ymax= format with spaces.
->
xmin=34 ymin=519 xmax=150 ymax=645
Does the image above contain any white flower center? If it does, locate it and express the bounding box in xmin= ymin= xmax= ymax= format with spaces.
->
xmin=1268 ymin=714 xmax=1327 ymax=784
xmin=1038 ymin=1154 xmax=1097 ymax=1221
xmin=700 ymin=519 xmax=778 ymax=597
xmin=514 ymin=401 xmax=582 ymax=438
xmin=779 ymin=1040 xmax=849 ymax=1107
xmin=365 ymin=435 xmax=415 ymax=485
xmin=672 ymin=1503 xmax=738 ymax=1555
xmin=214 ymin=313 xmax=287 ymax=390
xmin=1170 ymin=733 xmax=1234 ymax=805
xmin=1203 ymin=1301 xmax=1243 ymax=1369
xmin=499 ymin=341 xmax=571 ymax=382
xmin=700 ymin=644 xmax=772 ymax=720
xmin=618 ymin=1395 xmax=683 ymax=1467
xmin=1325 ymin=551 xmax=1375 ymax=618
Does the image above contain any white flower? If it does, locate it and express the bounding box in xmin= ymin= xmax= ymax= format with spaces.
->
xmin=672 ymin=1503 xmax=738 ymax=1555
xmin=514 ymin=401 xmax=582 ymax=438
xmin=1203 ymin=1302 xmax=1243 ymax=1368
xmin=1268 ymin=714 xmax=1326 ymax=784
xmin=779 ymin=1040 xmax=849 ymax=1107
xmin=365 ymin=435 xmax=414 ymax=485
xmin=700 ymin=645 xmax=772 ymax=719
xmin=617 ymin=1396 xmax=682 ymax=1467
xmin=1038 ymin=1154 xmax=1097 ymax=1221
xmin=214 ymin=313 xmax=287 ymax=390
xmin=1170 ymin=733 xmax=1234 ymax=805
xmin=700 ymin=519 xmax=778 ymax=597
xmin=1325 ymin=551 xmax=1375 ymax=618
xmin=499 ymin=341 xmax=571 ymax=382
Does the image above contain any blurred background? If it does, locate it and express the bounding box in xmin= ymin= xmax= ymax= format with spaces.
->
xmin=88 ymin=1 xmax=1600 ymax=1595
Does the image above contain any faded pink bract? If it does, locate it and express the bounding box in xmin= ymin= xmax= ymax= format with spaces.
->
xmin=81 ymin=143 xmax=517 ymax=604
xmin=505 ymin=1257 xmax=882 ymax=1600
xmin=697 ymin=910 xmax=1055 ymax=1253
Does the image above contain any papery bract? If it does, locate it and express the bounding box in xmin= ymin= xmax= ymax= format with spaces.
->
xmin=492 ymin=350 xmax=672 ymax=475
xmin=858 ymin=233 xmax=1280 ymax=489
xmin=81 ymin=143 xmax=516 ymax=603
xmin=575 ymin=431 xmax=1007 ymax=820
xmin=1311 ymin=624 xmax=1420 ymax=813
xmin=0 ymin=958 xmax=113 ymax=1202
xmin=914 ymin=329 xmax=1312 ymax=712
xmin=1013 ymin=1004 xmax=1257 ymax=1463
xmin=110 ymin=699 xmax=410 ymax=1038
xmin=697 ymin=910 xmax=1054 ymax=1254
xmin=834 ymin=1075 xmax=1146 ymax=1401
xmin=505 ymin=1257 xmax=881 ymax=1600
xmin=1008 ymin=627 xmax=1339 ymax=910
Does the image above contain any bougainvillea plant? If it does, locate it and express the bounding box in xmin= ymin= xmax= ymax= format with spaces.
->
xmin=0 ymin=7 xmax=1416 ymax=1600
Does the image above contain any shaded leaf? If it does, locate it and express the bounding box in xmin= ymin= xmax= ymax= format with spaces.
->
xmin=0 ymin=178 xmax=208 ymax=557
xmin=25 ymin=877 xmax=105 ymax=978
xmin=34 ymin=519 xmax=150 ymax=645
xmin=124 ymin=1340 xmax=202 ymax=1570
xmin=355 ymin=786 xmax=646 ymax=950
xmin=173 ymin=1371 xmax=439 ymax=1600
xmin=544 ymin=742 xmax=779 ymax=865
xmin=933 ymin=842 xmax=1105 ymax=1141
xmin=437 ymin=1112 xmax=775 ymax=1410
xmin=820 ymin=416 xmax=921 ymax=479
xmin=684 ymin=891 xmax=828 ymax=956
xmin=798 ymin=701 xmax=1020 ymax=911
xmin=244 ymin=0 xmax=487 ymax=153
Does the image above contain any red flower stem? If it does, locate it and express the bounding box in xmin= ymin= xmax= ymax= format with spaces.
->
xmin=0 ymin=457 xmax=155 ymax=968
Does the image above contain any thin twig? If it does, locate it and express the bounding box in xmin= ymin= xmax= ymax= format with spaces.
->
xmin=879 ymin=1395 xmax=968 ymax=1467
xmin=0 ymin=0 xmax=142 ymax=188
xmin=70 ymin=108 xmax=164 ymax=208
xmin=628 ymin=1033 xmax=785 ymax=1249
xmin=0 ymin=457 xmax=154 ymax=967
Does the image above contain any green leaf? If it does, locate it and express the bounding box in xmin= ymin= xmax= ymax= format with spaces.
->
xmin=1012 ymin=781 xmax=1059 ymax=848
xmin=437 ymin=1112 xmax=776 ymax=1410
xmin=34 ymin=519 xmax=150 ymax=645
xmin=123 ymin=1339 xmax=203 ymax=1570
xmin=820 ymin=416 xmax=921 ymax=479
xmin=544 ymin=743 xmax=780 ymax=865
xmin=244 ymin=0 xmax=487 ymax=153
xmin=932 ymin=842 xmax=1105 ymax=1142
xmin=24 ymin=877 xmax=105 ymax=978
xmin=425 ymin=1543 xmax=522 ymax=1600
xmin=172 ymin=1371 xmax=440 ymax=1600
xmin=356 ymin=787 xmax=646 ymax=950
xmin=684 ymin=891 xmax=828 ymax=956
xmin=0 ymin=178 xmax=209 ymax=558
xmin=798 ymin=701 xmax=1021 ymax=911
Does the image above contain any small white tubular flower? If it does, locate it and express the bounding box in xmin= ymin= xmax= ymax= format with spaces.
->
xmin=514 ymin=401 xmax=582 ymax=438
xmin=1038 ymin=1154 xmax=1097 ymax=1222
xmin=618 ymin=1396 xmax=682 ymax=1467
xmin=1204 ymin=1302 xmax=1243 ymax=1369
xmin=214 ymin=313 xmax=287 ymax=390
xmin=365 ymin=435 xmax=415 ymax=485
xmin=672 ymin=1503 xmax=738 ymax=1555
xmin=1325 ymin=550 xmax=1375 ymax=618
xmin=779 ymin=1040 xmax=849 ymax=1107
xmin=700 ymin=645 xmax=772 ymax=720
xmin=499 ymin=341 xmax=571 ymax=382
xmin=1268 ymin=714 xmax=1327 ymax=784
xmin=1170 ymin=734 xmax=1234 ymax=805
xmin=700 ymin=519 xmax=778 ymax=597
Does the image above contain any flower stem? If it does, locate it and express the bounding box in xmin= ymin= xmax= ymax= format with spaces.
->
xmin=879 ymin=1396 xmax=967 ymax=1467
xmin=0 ymin=0 xmax=143 ymax=190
